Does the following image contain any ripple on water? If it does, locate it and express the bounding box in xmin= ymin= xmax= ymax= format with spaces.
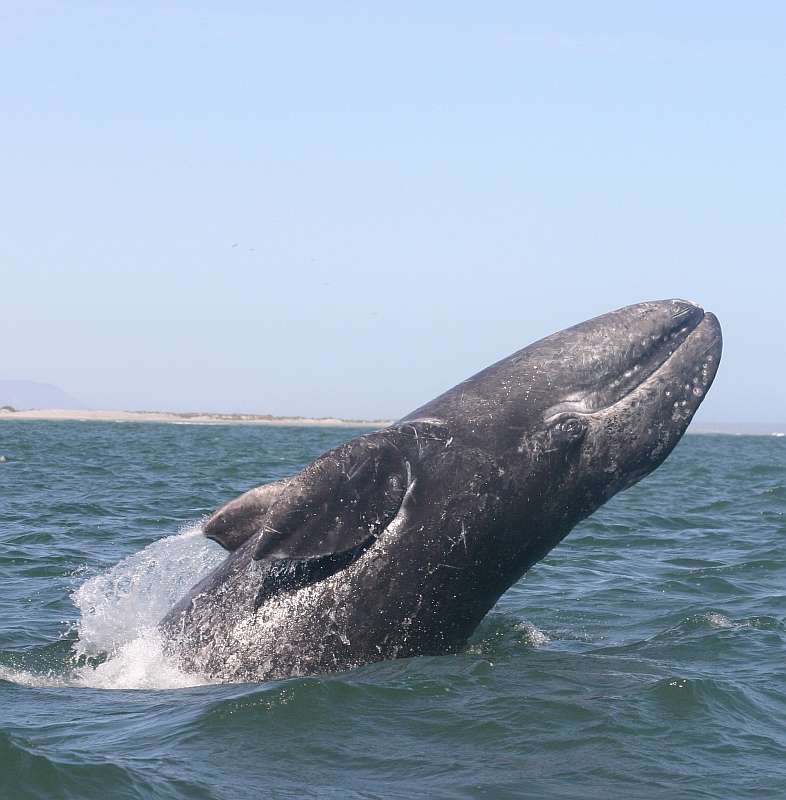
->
xmin=0 ymin=729 xmax=216 ymax=800
xmin=647 ymin=676 xmax=759 ymax=722
xmin=1 ymin=425 xmax=786 ymax=798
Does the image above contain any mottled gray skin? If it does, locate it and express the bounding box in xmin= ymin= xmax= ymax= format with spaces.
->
xmin=161 ymin=300 xmax=722 ymax=682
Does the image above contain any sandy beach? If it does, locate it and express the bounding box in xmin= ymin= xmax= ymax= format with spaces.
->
xmin=0 ymin=408 xmax=782 ymax=436
xmin=0 ymin=408 xmax=391 ymax=428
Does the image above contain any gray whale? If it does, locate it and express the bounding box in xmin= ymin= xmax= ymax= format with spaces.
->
xmin=160 ymin=299 xmax=722 ymax=681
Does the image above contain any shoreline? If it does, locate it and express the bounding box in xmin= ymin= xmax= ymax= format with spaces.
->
xmin=0 ymin=408 xmax=392 ymax=428
xmin=0 ymin=409 xmax=783 ymax=436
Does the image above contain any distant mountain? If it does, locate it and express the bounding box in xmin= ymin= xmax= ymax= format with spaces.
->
xmin=0 ymin=380 xmax=82 ymax=410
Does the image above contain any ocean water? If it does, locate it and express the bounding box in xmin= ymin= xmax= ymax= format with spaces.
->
xmin=0 ymin=420 xmax=784 ymax=800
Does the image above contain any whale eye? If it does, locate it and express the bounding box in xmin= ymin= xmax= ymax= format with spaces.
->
xmin=554 ymin=415 xmax=587 ymax=443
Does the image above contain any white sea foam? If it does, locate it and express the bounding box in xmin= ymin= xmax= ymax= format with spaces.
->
xmin=0 ymin=632 xmax=210 ymax=690
xmin=0 ymin=666 xmax=69 ymax=688
xmin=703 ymin=612 xmax=734 ymax=629
xmin=72 ymin=630 xmax=212 ymax=690
xmin=516 ymin=621 xmax=550 ymax=646
xmin=2 ymin=524 xmax=226 ymax=690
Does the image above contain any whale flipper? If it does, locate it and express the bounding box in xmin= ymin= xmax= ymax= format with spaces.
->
xmin=204 ymin=478 xmax=293 ymax=551
xmin=253 ymin=431 xmax=409 ymax=561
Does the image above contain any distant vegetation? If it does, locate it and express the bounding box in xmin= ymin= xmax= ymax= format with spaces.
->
xmin=0 ymin=405 xmax=16 ymax=412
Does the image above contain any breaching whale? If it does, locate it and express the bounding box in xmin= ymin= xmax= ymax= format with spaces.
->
xmin=160 ymin=299 xmax=722 ymax=681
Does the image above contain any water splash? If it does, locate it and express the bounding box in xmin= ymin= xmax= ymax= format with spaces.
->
xmin=3 ymin=524 xmax=226 ymax=690
xmin=71 ymin=523 xmax=227 ymax=688
xmin=702 ymin=612 xmax=734 ymax=629
xmin=0 ymin=633 xmax=208 ymax=690
xmin=515 ymin=621 xmax=551 ymax=646
xmin=72 ymin=523 xmax=223 ymax=655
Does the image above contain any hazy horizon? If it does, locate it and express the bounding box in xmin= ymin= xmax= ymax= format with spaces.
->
xmin=2 ymin=379 xmax=785 ymax=431
xmin=2 ymin=4 xmax=784 ymax=422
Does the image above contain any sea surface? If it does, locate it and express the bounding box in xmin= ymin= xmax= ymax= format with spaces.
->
xmin=1 ymin=421 xmax=784 ymax=799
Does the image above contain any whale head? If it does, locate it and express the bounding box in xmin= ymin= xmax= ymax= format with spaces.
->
xmin=404 ymin=298 xmax=722 ymax=574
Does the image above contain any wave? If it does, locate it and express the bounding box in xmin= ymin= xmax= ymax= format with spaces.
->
xmin=0 ymin=729 xmax=213 ymax=800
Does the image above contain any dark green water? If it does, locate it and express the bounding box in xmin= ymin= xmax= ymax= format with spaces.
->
xmin=1 ymin=421 xmax=784 ymax=799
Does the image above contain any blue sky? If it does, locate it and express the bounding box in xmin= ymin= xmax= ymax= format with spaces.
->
xmin=1 ymin=3 xmax=783 ymax=421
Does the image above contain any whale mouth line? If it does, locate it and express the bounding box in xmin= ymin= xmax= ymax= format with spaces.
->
xmin=545 ymin=307 xmax=716 ymax=420
xmin=628 ymin=310 xmax=720 ymax=385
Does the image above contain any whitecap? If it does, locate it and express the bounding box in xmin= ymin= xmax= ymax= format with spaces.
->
xmin=516 ymin=621 xmax=550 ymax=646
xmin=704 ymin=612 xmax=734 ymax=628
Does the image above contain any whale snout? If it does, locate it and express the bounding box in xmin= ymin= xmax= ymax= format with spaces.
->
xmin=594 ymin=298 xmax=721 ymax=424
xmin=539 ymin=298 xmax=712 ymax=420
xmin=668 ymin=298 xmax=704 ymax=324
xmin=579 ymin=300 xmax=722 ymax=494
